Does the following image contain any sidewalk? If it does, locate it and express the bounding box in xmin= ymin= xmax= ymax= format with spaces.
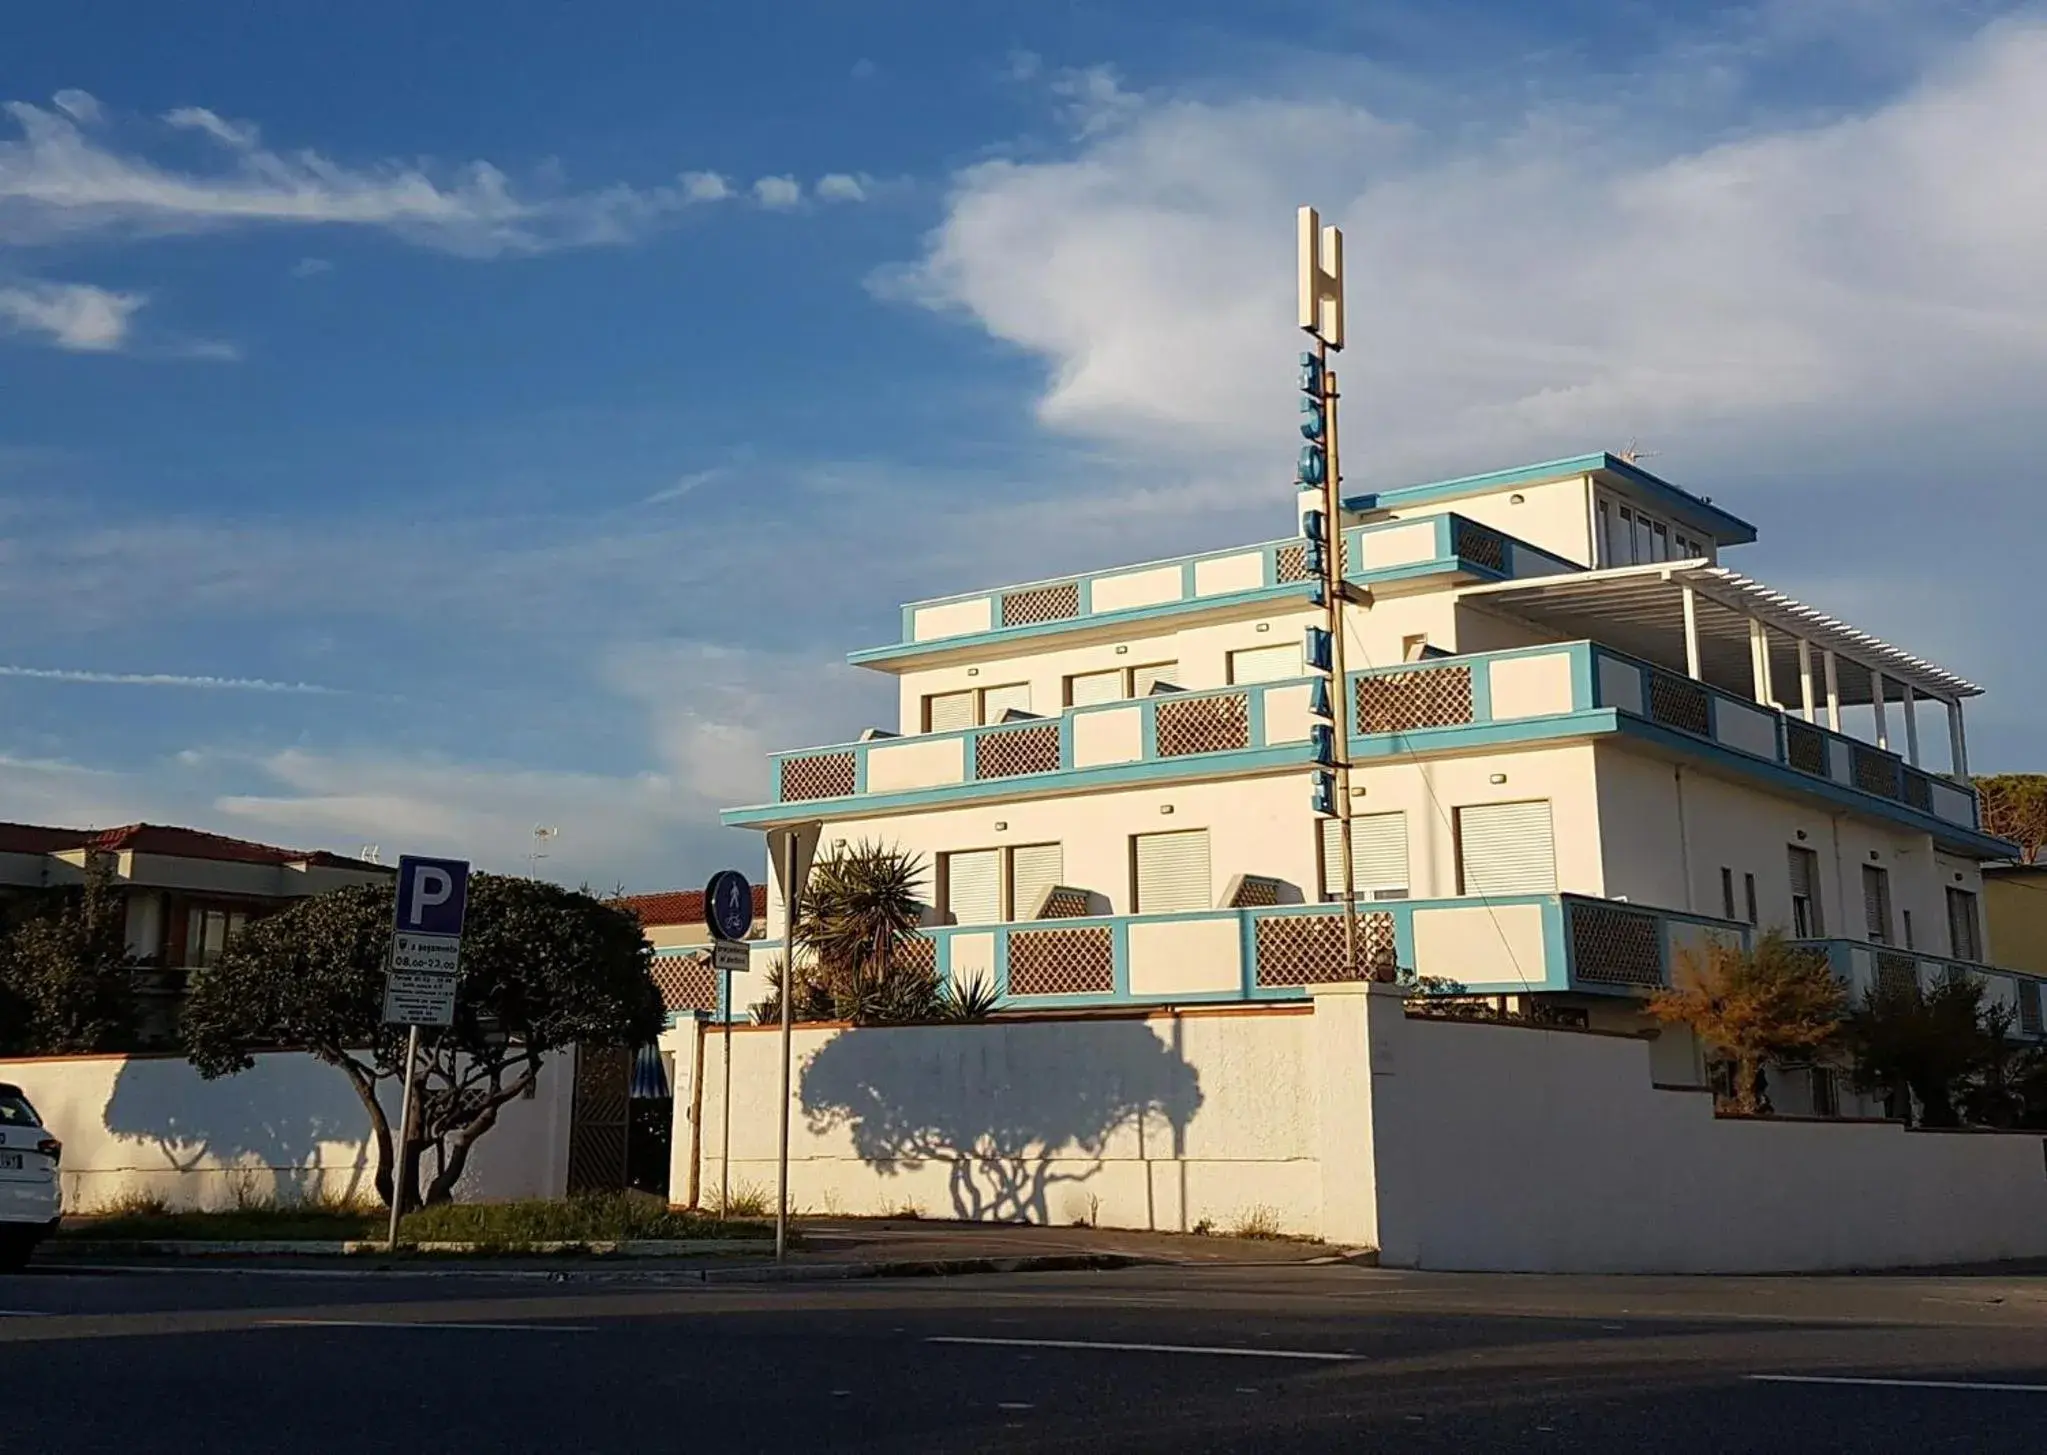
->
xmin=41 ymin=1217 xmax=1358 ymax=1280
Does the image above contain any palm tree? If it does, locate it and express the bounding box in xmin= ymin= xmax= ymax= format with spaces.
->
xmin=795 ymin=841 xmax=930 ymax=1018
xmin=1648 ymin=932 xmax=1846 ymax=1115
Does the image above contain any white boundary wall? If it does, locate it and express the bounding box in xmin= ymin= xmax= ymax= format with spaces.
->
xmin=2 ymin=1049 xmax=575 ymax=1212
xmin=688 ymin=1008 xmax=1322 ymax=1234
xmin=682 ymin=988 xmax=2047 ymax=1272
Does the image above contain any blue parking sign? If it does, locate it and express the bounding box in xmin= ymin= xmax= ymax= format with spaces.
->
xmin=395 ymin=855 xmax=470 ymax=938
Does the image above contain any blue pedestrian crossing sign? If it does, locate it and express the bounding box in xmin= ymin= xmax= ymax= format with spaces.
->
xmin=703 ymin=870 xmax=753 ymax=943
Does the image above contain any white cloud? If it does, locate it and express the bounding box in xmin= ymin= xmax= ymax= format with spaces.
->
xmin=51 ymin=89 xmax=100 ymax=126
xmin=642 ymin=466 xmax=724 ymax=504
xmin=901 ymin=19 xmax=2047 ymax=484
xmin=289 ymin=256 xmax=332 ymax=278
xmin=816 ymin=172 xmax=868 ymax=203
xmin=0 ymin=95 xmax=759 ymax=256
xmin=1049 ymin=64 xmax=1141 ymax=136
xmin=0 ymin=279 xmax=143 ymax=351
xmin=0 ymin=664 xmax=338 ymax=692
xmin=680 ymin=170 xmax=730 ymax=202
xmin=162 ymin=105 xmax=259 ymax=150
xmin=752 ymin=175 xmax=801 ymax=209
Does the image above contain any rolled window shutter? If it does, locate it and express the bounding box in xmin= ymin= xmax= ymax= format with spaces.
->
xmin=945 ymin=849 xmax=1002 ymax=925
xmin=1134 ymin=830 xmax=1210 ymax=913
xmin=927 ymin=691 xmax=975 ymax=732
xmin=1067 ymin=670 xmax=1123 ymax=707
xmin=1320 ymin=813 xmax=1409 ymax=898
xmin=981 ymin=683 xmax=1033 ymax=720
xmin=1456 ymin=801 xmax=1557 ymax=895
xmin=1228 ymin=643 xmax=1303 ymax=684
xmin=1131 ymin=662 xmax=1181 ymax=697
xmin=1009 ymin=843 xmax=1064 ymax=920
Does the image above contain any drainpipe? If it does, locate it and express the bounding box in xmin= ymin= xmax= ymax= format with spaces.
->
xmin=1674 ymin=765 xmax=1695 ymax=912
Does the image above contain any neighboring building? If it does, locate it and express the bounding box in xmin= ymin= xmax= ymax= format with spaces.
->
xmin=721 ymin=452 xmax=2046 ymax=1106
xmin=0 ymin=821 xmax=392 ymax=1044
xmin=1985 ymin=863 xmax=2047 ymax=981
xmin=0 ymin=821 xmax=391 ymax=968
xmin=616 ymin=885 xmax=768 ymax=1019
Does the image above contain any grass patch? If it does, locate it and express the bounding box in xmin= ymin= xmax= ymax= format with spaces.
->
xmin=61 ymin=1191 xmax=771 ymax=1246
xmin=398 ymin=1194 xmax=767 ymax=1247
xmin=1227 ymin=1205 xmax=1289 ymax=1241
xmin=61 ymin=1204 xmax=378 ymax=1241
xmin=712 ymin=1182 xmax=773 ymax=1219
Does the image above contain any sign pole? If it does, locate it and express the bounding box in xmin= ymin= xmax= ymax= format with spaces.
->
xmin=386 ymin=1022 xmax=420 ymax=1252
xmin=775 ymin=832 xmax=797 ymax=1262
xmin=720 ymin=1003 xmax=733 ymax=1217
xmin=699 ymin=870 xmax=756 ymax=1220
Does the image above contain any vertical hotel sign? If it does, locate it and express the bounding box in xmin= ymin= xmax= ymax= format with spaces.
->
xmin=1296 ymin=205 xmax=1361 ymax=979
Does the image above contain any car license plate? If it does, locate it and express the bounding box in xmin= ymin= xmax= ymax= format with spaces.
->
xmin=0 ymin=1152 xmax=21 ymax=1170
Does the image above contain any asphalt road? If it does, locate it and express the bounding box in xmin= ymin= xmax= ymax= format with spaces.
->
xmin=4 ymin=1261 xmax=2047 ymax=1452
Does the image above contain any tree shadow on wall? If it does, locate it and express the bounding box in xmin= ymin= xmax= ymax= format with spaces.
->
xmin=101 ymin=1054 xmax=372 ymax=1207
xmin=798 ymin=1020 xmax=1204 ymax=1225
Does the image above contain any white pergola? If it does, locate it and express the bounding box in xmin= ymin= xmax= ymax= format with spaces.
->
xmin=1459 ymin=562 xmax=1978 ymax=775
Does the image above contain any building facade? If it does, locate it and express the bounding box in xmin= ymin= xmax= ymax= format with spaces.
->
xmin=720 ymin=453 xmax=2045 ymax=1105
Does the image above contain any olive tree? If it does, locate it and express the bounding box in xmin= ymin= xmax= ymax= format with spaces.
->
xmin=182 ymin=874 xmax=662 ymax=1208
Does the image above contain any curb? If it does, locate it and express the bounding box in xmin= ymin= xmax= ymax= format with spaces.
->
xmin=49 ymin=1238 xmax=773 ymax=1259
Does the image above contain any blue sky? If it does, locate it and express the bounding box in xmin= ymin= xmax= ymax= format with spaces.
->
xmin=2 ymin=1 xmax=2042 ymax=889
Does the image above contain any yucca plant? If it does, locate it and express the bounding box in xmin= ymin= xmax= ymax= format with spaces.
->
xmin=937 ymin=971 xmax=1002 ymax=1021
xmin=795 ymin=841 xmax=928 ymax=1008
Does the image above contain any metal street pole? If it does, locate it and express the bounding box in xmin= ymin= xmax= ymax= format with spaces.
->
xmin=775 ymin=832 xmax=797 ymax=1262
xmin=385 ymin=1023 xmax=420 ymax=1252
xmin=732 ymin=974 xmax=741 ymax=1219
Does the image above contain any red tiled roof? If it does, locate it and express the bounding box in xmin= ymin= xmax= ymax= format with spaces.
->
xmin=617 ymin=884 xmax=767 ymax=928
xmin=0 ymin=820 xmax=388 ymax=873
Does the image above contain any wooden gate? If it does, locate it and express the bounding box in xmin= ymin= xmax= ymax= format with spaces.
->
xmin=565 ymin=1044 xmax=631 ymax=1195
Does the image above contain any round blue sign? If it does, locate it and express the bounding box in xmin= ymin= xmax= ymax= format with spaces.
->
xmin=703 ymin=870 xmax=753 ymax=942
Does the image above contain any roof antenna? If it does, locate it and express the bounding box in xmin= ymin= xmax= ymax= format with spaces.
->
xmin=1618 ymin=438 xmax=1658 ymax=465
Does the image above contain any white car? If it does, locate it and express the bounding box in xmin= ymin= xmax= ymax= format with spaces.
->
xmin=0 ymin=1081 xmax=61 ymax=1271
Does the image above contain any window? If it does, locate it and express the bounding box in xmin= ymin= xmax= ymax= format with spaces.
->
xmin=1132 ymin=829 xmax=1211 ymax=913
xmin=1131 ymin=661 xmax=1181 ymax=697
xmin=1065 ymin=668 xmax=1124 ymax=707
xmin=1598 ymin=491 xmax=1712 ymax=568
xmin=1652 ymin=521 xmax=1670 ymax=562
xmin=1596 ymin=497 xmax=1615 ymax=565
xmin=1788 ymin=847 xmax=1824 ymax=937
xmin=1947 ymin=887 xmax=1982 ymax=962
xmin=940 ymin=849 xmax=1002 ymax=926
xmin=1721 ymin=867 xmax=1738 ymax=921
xmin=1227 ymin=643 xmax=1303 ymax=684
xmin=1455 ymin=801 xmax=1557 ymax=896
xmin=925 ymin=690 xmax=975 ymax=733
xmin=1743 ymin=873 xmax=1759 ymax=927
xmin=1319 ymin=813 xmax=1410 ymax=900
xmin=980 ymin=682 xmax=1033 ymax=722
xmin=2020 ymin=980 xmax=2044 ymax=1037
xmin=1811 ymin=1066 xmax=1840 ymax=1118
xmin=185 ymin=905 xmax=248 ymax=969
xmin=1009 ymin=843 xmax=1064 ymax=921
xmin=0 ymin=1089 xmax=41 ymax=1128
xmin=1862 ymin=864 xmax=1893 ymax=945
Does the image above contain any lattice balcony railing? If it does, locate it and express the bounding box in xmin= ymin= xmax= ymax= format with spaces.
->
xmin=1853 ymin=744 xmax=1901 ymax=799
xmin=1569 ymin=905 xmax=1663 ymax=987
xmin=974 ymin=723 xmax=1061 ymax=779
xmin=1254 ymin=911 xmax=1397 ymax=986
xmin=1354 ymin=666 xmax=1474 ymax=734
xmin=1646 ymin=673 xmax=1711 ymax=736
xmin=1452 ymin=518 xmax=1506 ymax=573
xmin=780 ymin=751 xmax=857 ymax=801
xmin=1784 ymin=720 xmax=1828 ymax=777
xmin=1000 ymin=582 xmax=1081 ymax=627
xmin=1006 ymin=925 xmax=1115 ymax=995
xmin=1155 ymin=692 xmax=1250 ymax=757
xmin=650 ymin=955 xmax=721 ymax=1013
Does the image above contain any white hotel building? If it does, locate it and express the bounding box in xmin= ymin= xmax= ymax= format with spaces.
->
xmin=717 ymin=451 xmax=2042 ymax=1104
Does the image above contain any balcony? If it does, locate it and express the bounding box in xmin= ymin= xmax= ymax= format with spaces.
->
xmin=739 ymin=676 xmax=1329 ymax=822
xmin=1795 ymin=941 xmax=2047 ymax=1039
xmin=728 ymin=639 xmax=1993 ymax=850
xmin=680 ymin=895 xmax=1755 ymax=1018
xmin=853 ymin=513 xmax=1579 ymax=667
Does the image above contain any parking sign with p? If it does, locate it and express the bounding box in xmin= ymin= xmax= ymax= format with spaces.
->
xmin=396 ymin=855 xmax=469 ymax=937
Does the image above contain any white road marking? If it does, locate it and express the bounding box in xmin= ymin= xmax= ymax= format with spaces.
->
xmin=1749 ymin=1374 xmax=2047 ymax=1395
xmin=928 ymin=1335 xmax=1359 ymax=1362
xmin=260 ymin=1318 xmax=596 ymax=1332
xmin=0 ymin=1310 xmax=49 ymax=1317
